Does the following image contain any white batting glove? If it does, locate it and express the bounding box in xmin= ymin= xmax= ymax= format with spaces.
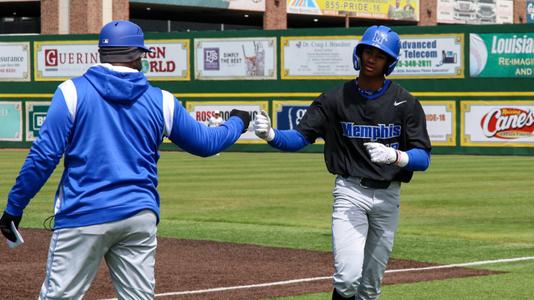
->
xmin=254 ymin=110 xmax=275 ymax=141
xmin=364 ymin=142 xmax=409 ymax=167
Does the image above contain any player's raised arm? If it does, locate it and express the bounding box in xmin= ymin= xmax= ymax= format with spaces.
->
xmin=163 ymin=91 xmax=250 ymax=157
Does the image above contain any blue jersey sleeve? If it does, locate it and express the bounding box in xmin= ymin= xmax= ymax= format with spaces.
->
xmin=6 ymin=89 xmax=73 ymax=216
xmin=268 ymin=129 xmax=310 ymax=152
xmin=405 ymin=148 xmax=431 ymax=171
xmin=168 ymin=99 xmax=244 ymax=157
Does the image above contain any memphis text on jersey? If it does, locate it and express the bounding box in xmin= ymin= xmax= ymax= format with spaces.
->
xmin=341 ymin=122 xmax=401 ymax=142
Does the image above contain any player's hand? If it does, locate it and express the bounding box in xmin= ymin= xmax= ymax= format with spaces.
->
xmin=0 ymin=211 xmax=22 ymax=243
xmin=254 ymin=110 xmax=275 ymax=141
xmin=229 ymin=109 xmax=251 ymax=133
xmin=364 ymin=142 xmax=398 ymax=165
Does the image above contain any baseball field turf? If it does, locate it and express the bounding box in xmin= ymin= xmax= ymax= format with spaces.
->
xmin=1 ymin=150 xmax=533 ymax=299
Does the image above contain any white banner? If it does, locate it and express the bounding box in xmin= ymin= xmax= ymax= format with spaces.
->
xmin=228 ymin=0 xmax=265 ymax=11
xmin=421 ymin=101 xmax=456 ymax=146
xmin=281 ymin=36 xmax=358 ymax=79
xmin=195 ymin=38 xmax=277 ymax=80
xmin=144 ymin=40 xmax=190 ymax=80
xmin=462 ymin=101 xmax=534 ymax=146
xmin=35 ymin=40 xmax=190 ymax=81
xmin=437 ymin=0 xmax=513 ymax=24
xmin=185 ymin=101 xmax=269 ymax=143
xmin=391 ymin=34 xmax=464 ymax=78
xmin=34 ymin=41 xmax=99 ymax=81
xmin=0 ymin=42 xmax=30 ymax=81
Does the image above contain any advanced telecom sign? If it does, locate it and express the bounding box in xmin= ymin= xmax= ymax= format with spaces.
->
xmin=390 ymin=34 xmax=464 ymax=79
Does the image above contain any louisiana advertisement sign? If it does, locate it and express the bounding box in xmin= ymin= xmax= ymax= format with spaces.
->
xmin=194 ymin=37 xmax=277 ymax=80
xmin=0 ymin=42 xmax=30 ymax=81
xmin=470 ymin=33 xmax=534 ymax=78
xmin=462 ymin=101 xmax=534 ymax=147
xmin=390 ymin=34 xmax=464 ymax=78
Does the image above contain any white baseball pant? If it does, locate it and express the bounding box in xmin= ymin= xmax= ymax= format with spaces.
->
xmin=331 ymin=176 xmax=400 ymax=299
xmin=38 ymin=209 xmax=157 ymax=300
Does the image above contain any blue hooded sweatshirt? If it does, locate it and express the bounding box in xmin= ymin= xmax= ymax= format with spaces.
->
xmin=6 ymin=64 xmax=245 ymax=229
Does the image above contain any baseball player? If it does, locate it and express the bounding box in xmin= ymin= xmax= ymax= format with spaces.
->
xmin=208 ymin=110 xmax=224 ymax=127
xmin=0 ymin=20 xmax=250 ymax=299
xmin=254 ymin=25 xmax=431 ymax=299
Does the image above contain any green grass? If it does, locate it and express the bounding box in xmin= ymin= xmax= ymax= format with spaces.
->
xmin=1 ymin=150 xmax=534 ymax=299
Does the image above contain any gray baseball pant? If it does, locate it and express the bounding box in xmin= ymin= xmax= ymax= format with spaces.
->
xmin=331 ymin=176 xmax=400 ymax=299
xmin=38 ymin=209 xmax=157 ymax=300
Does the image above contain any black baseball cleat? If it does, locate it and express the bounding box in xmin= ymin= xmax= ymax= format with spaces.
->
xmin=332 ymin=288 xmax=356 ymax=300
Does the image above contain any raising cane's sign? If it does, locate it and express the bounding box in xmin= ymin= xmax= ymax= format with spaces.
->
xmin=462 ymin=101 xmax=534 ymax=146
xmin=481 ymin=107 xmax=534 ymax=139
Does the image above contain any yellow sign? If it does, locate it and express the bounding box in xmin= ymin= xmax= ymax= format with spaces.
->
xmin=311 ymin=0 xmax=419 ymax=21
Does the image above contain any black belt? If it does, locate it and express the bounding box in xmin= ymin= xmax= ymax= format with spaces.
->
xmin=359 ymin=177 xmax=391 ymax=189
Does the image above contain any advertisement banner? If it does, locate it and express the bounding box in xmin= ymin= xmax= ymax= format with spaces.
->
xmin=0 ymin=42 xmax=30 ymax=81
xmin=35 ymin=40 xmax=190 ymax=81
xmin=0 ymin=102 xmax=23 ymax=141
xmin=470 ymin=33 xmax=534 ymax=78
xmin=26 ymin=101 xmax=51 ymax=141
xmin=437 ymin=0 xmax=513 ymax=24
xmin=143 ymin=40 xmax=190 ymax=81
xmin=228 ymin=0 xmax=265 ymax=11
xmin=272 ymin=101 xmax=310 ymax=130
xmin=185 ymin=101 xmax=268 ymax=143
xmin=195 ymin=38 xmax=276 ymax=80
xmin=420 ymin=101 xmax=456 ymax=146
xmin=528 ymin=0 xmax=534 ymax=23
xmin=34 ymin=41 xmax=99 ymax=81
xmin=391 ymin=34 xmax=464 ymax=78
xmin=462 ymin=101 xmax=534 ymax=147
xmin=164 ymin=0 xmax=265 ymax=11
xmin=272 ymin=100 xmax=324 ymax=143
xmin=288 ymin=0 xmax=420 ymax=21
xmin=281 ymin=36 xmax=358 ymax=79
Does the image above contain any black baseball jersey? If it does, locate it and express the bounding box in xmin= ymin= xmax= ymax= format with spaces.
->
xmin=296 ymin=79 xmax=431 ymax=183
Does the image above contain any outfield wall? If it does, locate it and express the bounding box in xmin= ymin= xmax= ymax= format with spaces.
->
xmin=1 ymin=24 xmax=534 ymax=154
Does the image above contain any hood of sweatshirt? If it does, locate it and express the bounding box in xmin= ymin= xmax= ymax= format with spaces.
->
xmin=83 ymin=64 xmax=149 ymax=104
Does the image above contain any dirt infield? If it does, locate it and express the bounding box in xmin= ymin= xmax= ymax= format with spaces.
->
xmin=0 ymin=229 xmax=501 ymax=299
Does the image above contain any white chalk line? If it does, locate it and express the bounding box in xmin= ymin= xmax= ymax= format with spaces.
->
xmin=99 ymin=256 xmax=534 ymax=299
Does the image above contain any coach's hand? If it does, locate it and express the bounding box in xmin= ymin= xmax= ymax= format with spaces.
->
xmin=254 ymin=110 xmax=275 ymax=141
xmin=0 ymin=211 xmax=22 ymax=242
xmin=364 ymin=142 xmax=400 ymax=165
xmin=230 ymin=109 xmax=251 ymax=133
